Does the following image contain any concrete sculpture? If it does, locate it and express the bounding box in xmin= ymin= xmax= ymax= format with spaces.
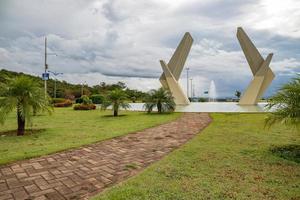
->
xmin=159 ymin=32 xmax=193 ymax=105
xmin=237 ymin=27 xmax=275 ymax=105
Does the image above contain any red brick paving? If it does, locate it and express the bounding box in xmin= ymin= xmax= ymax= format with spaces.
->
xmin=0 ymin=113 xmax=211 ymax=200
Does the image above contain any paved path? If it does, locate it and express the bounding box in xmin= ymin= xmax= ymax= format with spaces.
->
xmin=0 ymin=113 xmax=211 ymax=200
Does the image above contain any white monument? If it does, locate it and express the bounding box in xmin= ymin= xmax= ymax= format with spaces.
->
xmin=237 ymin=27 xmax=275 ymax=105
xmin=159 ymin=32 xmax=193 ymax=105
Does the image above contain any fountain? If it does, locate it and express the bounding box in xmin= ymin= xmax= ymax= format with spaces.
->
xmin=208 ymin=80 xmax=217 ymax=102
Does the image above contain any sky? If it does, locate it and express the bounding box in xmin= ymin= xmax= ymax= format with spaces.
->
xmin=0 ymin=0 xmax=299 ymax=98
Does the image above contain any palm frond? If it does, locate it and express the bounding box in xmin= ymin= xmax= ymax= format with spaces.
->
xmin=0 ymin=76 xmax=52 ymax=128
xmin=265 ymin=74 xmax=300 ymax=131
xmin=143 ymin=87 xmax=176 ymax=113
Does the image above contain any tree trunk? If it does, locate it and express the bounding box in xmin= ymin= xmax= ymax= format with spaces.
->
xmin=113 ymin=109 xmax=118 ymax=117
xmin=17 ymin=110 xmax=25 ymax=136
xmin=157 ymin=102 xmax=162 ymax=113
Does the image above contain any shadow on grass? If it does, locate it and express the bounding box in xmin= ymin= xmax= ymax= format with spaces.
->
xmin=101 ymin=114 xmax=128 ymax=118
xmin=144 ymin=112 xmax=174 ymax=115
xmin=101 ymin=112 xmax=175 ymax=118
xmin=270 ymin=144 xmax=300 ymax=163
xmin=0 ymin=129 xmax=46 ymax=137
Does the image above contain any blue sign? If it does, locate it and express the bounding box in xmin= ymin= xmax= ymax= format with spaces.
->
xmin=42 ymin=73 xmax=49 ymax=80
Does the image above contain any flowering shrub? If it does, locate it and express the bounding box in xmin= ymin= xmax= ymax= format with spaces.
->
xmin=51 ymin=98 xmax=66 ymax=104
xmin=73 ymin=104 xmax=96 ymax=110
xmin=54 ymin=99 xmax=73 ymax=107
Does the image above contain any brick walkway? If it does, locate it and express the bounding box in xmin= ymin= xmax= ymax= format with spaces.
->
xmin=0 ymin=113 xmax=211 ymax=200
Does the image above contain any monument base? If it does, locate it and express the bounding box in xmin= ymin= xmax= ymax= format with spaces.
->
xmin=123 ymin=102 xmax=271 ymax=113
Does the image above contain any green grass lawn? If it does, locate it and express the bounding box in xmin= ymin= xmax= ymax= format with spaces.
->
xmin=0 ymin=108 xmax=181 ymax=165
xmin=95 ymin=113 xmax=300 ymax=200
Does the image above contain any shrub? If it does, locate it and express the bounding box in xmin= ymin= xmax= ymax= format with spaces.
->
xmin=81 ymin=95 xmax=92 ymax=105
xmin=54 ymin=99 xmax=73 ymax=107
xmin=144 ymin=88 xmax=175 ymax=113
xmin=73 ymin=104 xmax=96 ymax=110
xmin=90 ymin=94 xmax=104 ymax=104
xmin=198 ymin=97 xmax=207 ymax=102
xmin=75 ymin=98 xmax=83 ymax=104
xmin=75 ymin=95 xmax=95 ymax=104
xmin=51 ymin=98 xmax=66 ymax=104
xmin=270 ymin=145 xmax=300 ymax=163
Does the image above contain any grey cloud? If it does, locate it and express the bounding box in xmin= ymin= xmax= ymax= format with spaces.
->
xmin=178 ymin=0 xmax=258 ymax=19
xmin=100 ymin=72 xmax=159 ymax=79
xmin=0 ymin=0 xmax=300 ymax=97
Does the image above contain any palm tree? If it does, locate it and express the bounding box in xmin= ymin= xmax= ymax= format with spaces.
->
xmin=0 ymin=76 xmax=52 ymax=136
xmin=144 ymin=88 xmax=175 ymax=113
xmin=265 ymin=74 xmax=300 ymax=130
xmin=235 ymin=90 xmax=241 ymax=99
xmin=101 ymin=89 xmax=130 ymax=116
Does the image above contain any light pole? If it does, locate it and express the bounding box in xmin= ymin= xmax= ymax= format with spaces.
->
xmin=192 ymin=83 xmax=195 ymax=98
xmin=44 ymin=37 xmax=48 ymax=97
xmin=43 ymin=37 xmax=57 ymax=97
xmin=190 ymin=78 xmax=193 ymax=98
xmin=48 ymin=71 xmax=63 ymax=98
xmin=81 ymin=81 xmax=87 ymax=96
xmin=186 ymin=67 xmax=190 ymax=98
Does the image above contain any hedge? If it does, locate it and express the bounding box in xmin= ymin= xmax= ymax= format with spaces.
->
xmin=73 ymin=104 xmax=96 ymax=110
xmin=90 ymin=94 xmax=104 ymax=104
xmin=75 ymin=98 xmax=83 ymax=104
xmin=51 ymin=98 xmax=66 ymax=104
xmin=54 ymin=99 xmax=73 ymax=107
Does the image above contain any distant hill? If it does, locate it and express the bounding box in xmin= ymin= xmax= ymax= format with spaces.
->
xmin=0 ymin=69 xmax=92 ymax=98
xmin=0 ymin=69 xmax=147 ymax=101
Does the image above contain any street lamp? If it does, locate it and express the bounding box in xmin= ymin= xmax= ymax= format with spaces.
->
xmin=43 ymin=37 xmax=57 ymax=97
xmin=81 ymin=81 xmax=87 ymax=96
xmin=190 ymin=78 xmax=193 ymax=98
xmin=48 ymin=71 xmax=63 ymax=98
xmin=185 ymin=67 xmax=190 ymax=98
xmin=192 ymin=83 xmax=195 ymax=98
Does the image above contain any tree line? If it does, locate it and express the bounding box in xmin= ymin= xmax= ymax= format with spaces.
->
xmin=0 ymin=69 xmax=147 ymax=102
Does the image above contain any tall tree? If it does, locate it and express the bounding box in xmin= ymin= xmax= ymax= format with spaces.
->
xmin=144 ymin=88 xmax=175 ymax=113
xmin=265 ymin=74 xmax=300 ymax=130
xmin=0 ymin=76 xmax=52 ymax=136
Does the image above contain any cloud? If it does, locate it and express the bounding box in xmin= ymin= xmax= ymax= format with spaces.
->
xmin=0 ymin=0 xmax=299 ymax=97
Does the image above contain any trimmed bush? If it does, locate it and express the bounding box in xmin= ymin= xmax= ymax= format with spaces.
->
xmin=54 ymin=99 xmax=73 ymax=107
xmin=90 ymin=94 xmax=104 ymax=104
xmin=51 ymin=98 xmax=66 ymax=104
xmin=73 ymin=104 xmax=96 ymax=110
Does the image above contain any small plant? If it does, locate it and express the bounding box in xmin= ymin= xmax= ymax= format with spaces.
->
xmin=101 ymin=89 xmax=130 ymax=116
xmin=73 ymin=95 xmax=95 ymax=110
xmin=144 ymin=88 xmax=175 ymax=113
xmin=0 ymin=76 xmax=52 ymax=136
